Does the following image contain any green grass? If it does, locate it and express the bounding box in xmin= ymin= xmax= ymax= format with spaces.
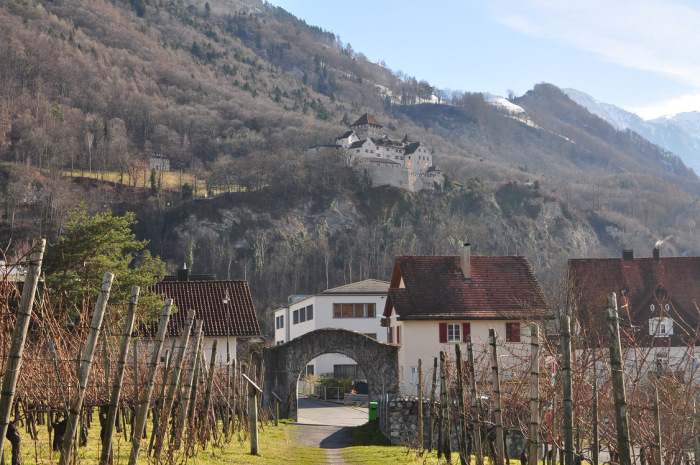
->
xmin=341 ymin=421 xmax=444 ymax=465
xmin=14 ymin=412 xmax=325 ymax=464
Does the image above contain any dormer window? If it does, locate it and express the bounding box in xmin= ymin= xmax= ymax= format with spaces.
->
xmin=649 ymin=317 xmax=673 ymax=337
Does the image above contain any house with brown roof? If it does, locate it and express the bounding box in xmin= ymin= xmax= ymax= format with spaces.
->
xmin=152 ymin=267 xmax=261 ymax=365
xmin=568 ymin=248 xmax=699 ymax=380
xmin=383 ymin=244 xmax=552 ymax=395
xmin=274 ymin=279 xmax=389 ymax=378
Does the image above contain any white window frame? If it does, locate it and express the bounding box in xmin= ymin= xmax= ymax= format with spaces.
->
xmin=649 ymin=317 xmax=673 ymax=337
xmin=447 ymin=323 xmax=461 ymax=343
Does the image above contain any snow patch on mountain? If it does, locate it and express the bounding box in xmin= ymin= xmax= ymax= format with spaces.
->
xmin=484 ymin=93 xmax=525 ymax=114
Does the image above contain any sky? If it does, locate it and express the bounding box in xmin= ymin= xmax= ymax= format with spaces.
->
xmin=264 ymin=0 xmax=700 ymax=120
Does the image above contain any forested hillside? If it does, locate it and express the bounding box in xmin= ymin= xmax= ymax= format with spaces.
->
xmin=1 ymin=0 xmax=698 ymax=334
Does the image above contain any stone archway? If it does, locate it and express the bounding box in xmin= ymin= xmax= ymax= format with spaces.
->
xmin=263 ymin=328 xmax=399 ymax=420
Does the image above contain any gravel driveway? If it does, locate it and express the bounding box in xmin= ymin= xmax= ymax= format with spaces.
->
xmin=290 ymin=396 xmax=369 ymax=464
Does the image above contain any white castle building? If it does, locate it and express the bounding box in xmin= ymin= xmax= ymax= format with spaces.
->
xmin=305 ymin=113 xmax=444 ymax=192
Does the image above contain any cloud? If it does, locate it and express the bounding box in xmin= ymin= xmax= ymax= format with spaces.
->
xmin=491 ymin=0 xmax=700 ymax=88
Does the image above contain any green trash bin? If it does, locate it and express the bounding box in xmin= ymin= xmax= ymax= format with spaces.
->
xmin=369 ymin=402 xmax=378 ymax=421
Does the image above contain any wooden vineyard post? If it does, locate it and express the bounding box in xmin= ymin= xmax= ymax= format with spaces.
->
xmin=128 ymin=299 xmax=171 ymax=465
xmin=153 ymin=309 xmax=195 ymax=460
xmin=429 ymin=357 xmax=437 ymax=452
xmin=693 ymin=397 xmax=700 ymax=465
xmin=489 ymin=328 xmax=505 ymax=465
xmin=437 ymin=350 xmax=451 ymax=462
xmin=529 ymin=324 xmax=540 ymax=465
xmin=243 ymin=374 xmax=263 ymax=455
xmin=172 ymin=319 xmax=203 ymax=450
xmin=201 ymin=339 xmax=218 ymax=437
xmin=455 ymin=345 xmax=468 ymax=465
xmin=592 ymin=376 xmax=599 ymax=465
xmin=99 ymin=286 xmax=139 ymax=465
xmin=606 ymin=293 xmax=632 ymax=465
xmin=271 ymin=392 xmax=281 ymax=428
xmin=60 ymin=272 xmax=113 ymax=465
xmin=0 ymin=238 xmax=45 ymax=461
xmin=561 ymin=316 xmax=574 ymax=465
xmin=466 ymin=335 xmax=483 ymax=465
xmin=417 ymin=358 xmax=423 ymax=449
xmin=652 ymin=385 xmax=662 ymax=465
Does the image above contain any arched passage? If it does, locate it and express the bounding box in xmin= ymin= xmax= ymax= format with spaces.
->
xmin=263 ymin=328 xmax=399 ymax=420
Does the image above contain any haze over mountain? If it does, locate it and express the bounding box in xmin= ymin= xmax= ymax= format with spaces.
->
xmin=0 ymin=0 xmax=698 ymax=324
xmin=563 ymin=88 xmax=700 ymax=175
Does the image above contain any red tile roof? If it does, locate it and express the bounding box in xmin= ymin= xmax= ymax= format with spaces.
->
xmin=351 ymin=113 xmax=382 ymax=128
xmin=152 ymin=280 xmax=261 ymax=338
xmin=384 ymin=255 xmax=551 ymax=321
xmin=568 ymin=253 xmax=700 ymax=346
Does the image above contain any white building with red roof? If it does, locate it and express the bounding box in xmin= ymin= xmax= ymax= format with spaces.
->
xmin=382 ymin=243 xmax=552 ymax=395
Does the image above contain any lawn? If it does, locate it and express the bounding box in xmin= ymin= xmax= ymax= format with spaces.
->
xmin=12 ymin=412 xmax=453 ymax=464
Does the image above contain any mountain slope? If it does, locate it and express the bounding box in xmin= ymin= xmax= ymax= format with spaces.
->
xmin=563 ymin=88 xmax=700 ymax=175
xmin=0 ymin=0 xmax=698 ymax=323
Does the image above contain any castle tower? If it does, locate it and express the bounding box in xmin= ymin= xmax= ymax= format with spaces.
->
xmin=350 ymin=113 xmax=383 ymax=140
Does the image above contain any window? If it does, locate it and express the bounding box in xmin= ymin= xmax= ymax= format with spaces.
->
xmin=397 ymin=326 xmax=401 ymax=345
xmin=334 ymin=364 xmax=365 ymax=380
xmin=306 ymin=305 xmax=314 ymax=321
xmin=299 ymin=309 xmax=306 ymax=323
xmin=649 ymin=317 xmax=673 ymax=337
xmin=506 ymin=322 xmax=521 ymax=342
xmin=333 ymin=303 xmax=376 ymax=318
xmin=439 ymin=322 xmax=464 ymax=343
xmin=293 ymin=310 xmax=299 ymax=325
xmin=275 ymin=315 xmax=284 ymax=329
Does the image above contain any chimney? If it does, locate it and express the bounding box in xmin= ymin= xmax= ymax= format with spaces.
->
xmin=461 ymin=243 xmax=471 ymax=279
xmin=653 ymin=247 xmax=660 ymax=264
xmin=622 ymin=249 xmax=634 ymax=261
xmin=177 ymin=263 xmax=189 ymax=282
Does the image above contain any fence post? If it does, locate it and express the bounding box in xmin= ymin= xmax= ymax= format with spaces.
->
xmin=99 ymin=286 xmax=139 ymax=465
xmin=243 ymin=374 xmax=263 ymax=455
xmin=489 ymin=328 xmax=505 ymax=465
xmin=0 ymin=238 xmax=45 ymax=461
xmin=592 ymin=376 xmax=599 ymax=465
xmin=606 ymin=293 xmax=632 ymax=465
xmin=693 ymin=397 xmax=700 ymax=465
xmin=438 ymin=350 xmax=451 ymax=462
xmin=455 ymin=345 xmax=468 ymax=465
xmin=129 ymin=299 xmax=171 ymax=465
xmin=60 ymin=272 xmax=113 ymax=465
xmin=529 ymin=324 xmax=540 ymax=465
xmin=653 ymin=385 xmax=662 ymax=465
xmin=561 ymin=316 xmax=574 ymax=465
xmin=201 ymin=340 xmax=218 ymax=437
xmin=429 ymin=357 xmax=437 ymax=452
xmin=417 ymin=359 xmax=423 ymax=449
xmin=466 ymin=335 xmax=483 ymax=465
xmin=172 ymin=319 xmax=204 ymax=450
xmin=153 ymin=309 xmax=195 ymax=459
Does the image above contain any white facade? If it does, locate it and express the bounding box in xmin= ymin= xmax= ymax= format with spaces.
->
xmin=274 ymin=279 xmax=389 ymax=379
xmin=388 ymin=317 xmax=532 ymax=396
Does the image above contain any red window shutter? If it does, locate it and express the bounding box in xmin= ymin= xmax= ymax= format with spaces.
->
xmin=462 ymin=323 xmax=471 ymax=342
xmin=439 ymin=323 xmax=447 ymax=343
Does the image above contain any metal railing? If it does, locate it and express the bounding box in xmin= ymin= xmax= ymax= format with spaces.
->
xmin=298 ymin=379 xmax=354 ymax=402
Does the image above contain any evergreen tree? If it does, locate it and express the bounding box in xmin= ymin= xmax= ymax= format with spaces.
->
xmin=44 ymin=204 xmax=166 ymax=320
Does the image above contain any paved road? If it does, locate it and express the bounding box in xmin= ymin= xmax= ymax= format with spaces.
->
xmin=290 ymin=396 xmax=369 ymax=464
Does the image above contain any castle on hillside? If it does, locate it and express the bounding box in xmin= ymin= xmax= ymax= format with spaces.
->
xmin=305 ymin=113 xmax=444 ymax=192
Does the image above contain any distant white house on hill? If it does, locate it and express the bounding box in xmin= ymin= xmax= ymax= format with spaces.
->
xmin=305 ymin=113 xmax=444 ymax=192
xmin=149 ymin=153 xmax=170 ymax=171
